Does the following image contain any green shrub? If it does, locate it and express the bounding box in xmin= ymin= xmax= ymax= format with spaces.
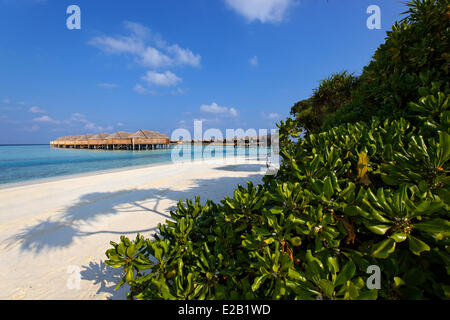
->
xmin=294 ymin=0 xmax=450 ymax=131
xmin=338 ymin=0 xmax=449 ymax=127
xmin=289 ymin=71 xmax=359 ymax=134
xmin=105 ymin=92 xmax=449 ymax=300
xmin=104 ymin=0 xmax=449 ymax=300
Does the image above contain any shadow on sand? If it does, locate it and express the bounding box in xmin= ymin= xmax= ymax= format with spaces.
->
xmin=7 ymin=171 xmax=265 ymax=254
xmin=215 ymin=164 xmax=266 ymax=172
xmin=4 ymin=164 xmax=264 ymax=299
xmin=80 ymin=261 xmax=130 ymax=300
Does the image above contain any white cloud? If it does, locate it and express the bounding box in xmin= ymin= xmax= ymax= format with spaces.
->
xmin=200 ymin=102 xmax=238 ymax=117
xmin=64 ymin=113 xmax=114 ymax=132
xmin=262 ymin=111 xmax=282 ymax=119
xmin=141 ymin=71 xmax=182 ymax=87
xmin=83 ymin=122 xmax=113 ymax=132
xmin=124 ymin=21 xmax=150 ymax=39
xmin=96 ymin=83 xmax=119 ymax=88
xmin=225 ymin=0 xmax=294 ymax=23
xmin=139 ymin=47 xmax=172 ymax=68
xmin=29 ymin=106 xmax=46 ymax=113
xmin=90 ymin=35 xmax=143 ymax=55
xmin=68 ymin=113 xmax=87 ymax=122
xmin=166 ymin=44 xmax=201 ymax=67
xmin=134 ymin=84 xmax=157 ymax=95
xmin=249 ymin=56 xmax=258 ymax=67
xmin=89 ymin=21 xmax=201 ymax=69
xmin=172 ymin=87 xmax=187 ymax=95
xmin=2 ymin=98 xmax=10 ymax=104
xmin=64 ymin=113 xmax=89 ymax=125
xmin=19 ymin=111 xmax=115 ymax=134
xmin=134 ymin=84 xmax=147 ymax=94
xmin=200 ymin=102 xmax=228 ymax=114
xmin=90 ymin=22 xmax=199 ymax=96
xmin=229 ymin=107 xmax=238 ymax=117
xmin=268 ymin=112 xmax=280 ymax=119
xmin=33 ymin=115 xmax=59 ymax=124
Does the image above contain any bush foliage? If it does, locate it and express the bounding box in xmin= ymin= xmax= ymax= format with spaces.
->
xmin=105 ymin=0 xmax=449 ymax=300
xmin=290 ymin=71 xmax=359 ymax=133
xmin=291 ymin=0 xmax=450 ymax=132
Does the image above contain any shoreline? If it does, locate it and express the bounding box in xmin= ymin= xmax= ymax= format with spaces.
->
xmin=0 ymin=156 xmax=267 ymax=299
xmin=0 ymin=153 xmax=265 ymax=191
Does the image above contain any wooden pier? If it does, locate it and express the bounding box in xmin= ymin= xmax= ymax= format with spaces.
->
xmin=50 ymin=130 xmax=170 ymax=150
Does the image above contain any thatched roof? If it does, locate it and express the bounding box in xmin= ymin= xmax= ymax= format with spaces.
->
xmin=88 ymin=133 xmax=110 ymax=140
xmin=54 ymin=130 xmax=168 ymax=141
xmin=106 ymin=131 xmax=133 ymax=139
xmin=75 ymin=134 xmax=94 ymax=140
xmin=132 ymin=129 xmax=168 ymax=139
xmin=130 ymin=130 xmax=148 ymax=139
xmin=56 ymin=135 xmax=82 ymax=141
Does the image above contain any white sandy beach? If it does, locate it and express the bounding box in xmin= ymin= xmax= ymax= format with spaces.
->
xmin=0 ymin=157 xmax=267 ymax=300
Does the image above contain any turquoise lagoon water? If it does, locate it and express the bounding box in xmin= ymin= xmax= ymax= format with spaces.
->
xmin=0 ymin=144 xmax=270 ymax=186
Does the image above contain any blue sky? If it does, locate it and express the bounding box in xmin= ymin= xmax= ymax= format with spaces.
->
xmin=0 ymin=0 xmax=406 ymax=144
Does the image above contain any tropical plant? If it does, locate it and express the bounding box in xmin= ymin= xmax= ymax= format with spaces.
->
xmin=290 ymin=71 xmax=359 ymax=134
xmin=332 ymin=0 xmax=450 ymax=127
xmin=104 ymin=0 xmax=449 ymax=300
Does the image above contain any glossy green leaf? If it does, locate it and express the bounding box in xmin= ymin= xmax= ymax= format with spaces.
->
xmin=408 ymin=235 xmax=430 ymax=256
xmin=371 ymin=239 xmax=396 ymax=259
xmin=363 ymin=220 xmax=391 ymax=235
xmin=335 ymin=261 xmax=356 ymax=287
xmin=390 ymin=232 xmax=407 ymax=242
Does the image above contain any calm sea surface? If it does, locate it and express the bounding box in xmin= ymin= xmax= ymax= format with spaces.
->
xmin=0 ymin=145 xmax=269 ymax=186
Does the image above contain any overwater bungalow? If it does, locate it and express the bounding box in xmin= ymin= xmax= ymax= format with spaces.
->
xmin=50 ymin=130 xmax=170 ymax=150
xmin=88 ymin=133 xmax=109 ymax=147
xmin=75 ymin=134 xmax=94 ymax=147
